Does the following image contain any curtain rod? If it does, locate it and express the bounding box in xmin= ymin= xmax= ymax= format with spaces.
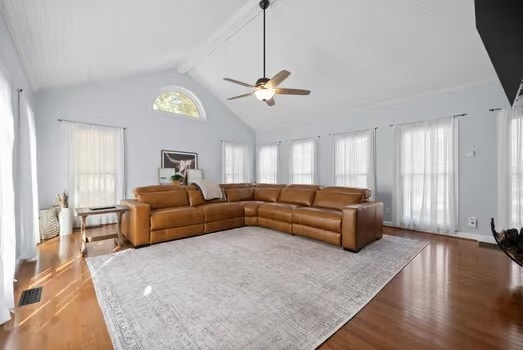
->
xmin=328 ymin=127 xmax=377 ymax=136
xmin=387 ymin=113 xmax=467 ymax=128
xmin=57 ymin=118 xmax=127 ymax=130
xmin=489 ymin=108 xmax=503 ymax=112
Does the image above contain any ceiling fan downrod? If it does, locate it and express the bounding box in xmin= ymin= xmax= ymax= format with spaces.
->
xmin=260 ymin=0 xmax=270 ymax=81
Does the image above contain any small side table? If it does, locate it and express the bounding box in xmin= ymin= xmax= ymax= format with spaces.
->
xmin=75 ymin=205 xmax=129 ymax=257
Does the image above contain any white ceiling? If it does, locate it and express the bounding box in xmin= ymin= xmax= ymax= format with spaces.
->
xmin=0 ymin=0 xmax=246 ymax=89
xmin=1 ymin=0 xmax=497 ymax=131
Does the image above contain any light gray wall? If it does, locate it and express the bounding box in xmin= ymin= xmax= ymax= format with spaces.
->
xmin=35 ymin=69 xmax=255 ymax=208
xmin=257 ymin=81 xmax=508 ymax=236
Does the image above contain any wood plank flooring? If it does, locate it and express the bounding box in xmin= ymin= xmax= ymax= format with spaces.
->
xmin=0 ymin=226 xmax=522 ymax=349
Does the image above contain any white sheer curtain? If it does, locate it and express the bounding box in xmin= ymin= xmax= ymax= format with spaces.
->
xmin=222 ymin=142 xmax=253 ymax=183
xmin=0 ymin=73 xmax=16 ymax=325
xmin=289 ymin=138 xmax=317 ymax=184
xmin=393 ymin=117 xmax=457 ymax=233
xmin=507 ymin=98 xmax=523 ymax=228
xmin=257 ymin=143 xmax=279 ymax=184
xmin=16 ymin=93 xmax=39 ymax=260
xmin=497 ymin=108 xmax=512 ymax=228
xmin=333 ymin=129 xmax=375 ymax=193
xmin=65 ymin=123 xmax=125 ymax=226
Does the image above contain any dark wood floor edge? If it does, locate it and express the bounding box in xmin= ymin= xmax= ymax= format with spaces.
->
xmin=313 ymin=240 xmax=430 ymax=349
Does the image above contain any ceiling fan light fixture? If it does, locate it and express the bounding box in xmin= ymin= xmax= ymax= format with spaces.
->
xmin=255 ymin=88 xmax=275 ymax=101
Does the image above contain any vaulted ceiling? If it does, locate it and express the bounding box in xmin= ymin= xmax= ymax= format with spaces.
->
xmin=0 ymin=0 xmax=497 ymax=131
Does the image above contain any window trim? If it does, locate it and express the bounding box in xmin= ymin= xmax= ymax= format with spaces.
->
xmin=152 ymin=86 xmax=206 ymax=121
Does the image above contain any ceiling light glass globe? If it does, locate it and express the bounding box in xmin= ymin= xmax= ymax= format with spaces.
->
xmin=255 ymin=88 xmax=275 ymax=101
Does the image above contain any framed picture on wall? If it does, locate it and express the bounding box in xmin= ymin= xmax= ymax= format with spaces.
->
xmin=161 ymin=150 xmax=198 ymax=183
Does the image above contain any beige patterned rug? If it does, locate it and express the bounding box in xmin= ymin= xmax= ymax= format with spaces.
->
xmin=87 ymin=226 xmax=427 ymax=349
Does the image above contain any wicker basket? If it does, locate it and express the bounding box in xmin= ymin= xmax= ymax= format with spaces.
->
xmin=39 ymin=206 xmax=60 ymax=240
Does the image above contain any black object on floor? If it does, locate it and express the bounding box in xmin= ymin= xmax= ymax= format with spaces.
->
xmin=491 ymin=218 xmax=523 ymax=267
xmin=478 ymin=241 xmax=498 ymax=249
xmin=18 ymin=287 xmax=42 ymax=306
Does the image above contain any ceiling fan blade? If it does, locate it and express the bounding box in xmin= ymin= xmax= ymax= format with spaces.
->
xmin=265 ymin=97 xmax=275 ymax=106
xmin=266 ymin=70 xmax=291 ymax=88
xmin=227 ymin=92 xmax=253 ymax=100
xmin=275 ymin=88 xmax=311 ymax=96
xmin=223 ymin=78 xmax=254 ymax=88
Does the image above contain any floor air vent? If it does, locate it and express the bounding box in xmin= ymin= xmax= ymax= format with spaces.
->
xmin=18 ymin=287 xmax=42 ymax=306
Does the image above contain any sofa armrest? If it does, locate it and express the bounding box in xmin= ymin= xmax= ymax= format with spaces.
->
xmin=341 ymin=201 xmax=383 ymax=252
xmin=120 ymin=199 xmax=151 ymax=246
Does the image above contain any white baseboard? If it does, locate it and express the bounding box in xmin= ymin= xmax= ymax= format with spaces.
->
xmin=383 ymin=222 xmax=495 ymax=244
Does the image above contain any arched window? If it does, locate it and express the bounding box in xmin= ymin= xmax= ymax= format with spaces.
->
xmin=153 ymin=88 xmax=204 ymax=119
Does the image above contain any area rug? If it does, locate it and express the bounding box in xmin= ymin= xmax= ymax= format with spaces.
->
xmin=86 ymin=227 xmax=427 ymax=349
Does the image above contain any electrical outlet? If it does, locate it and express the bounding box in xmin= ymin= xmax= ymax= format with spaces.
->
xmin=467 ymin=217 xmax=477 ymax=228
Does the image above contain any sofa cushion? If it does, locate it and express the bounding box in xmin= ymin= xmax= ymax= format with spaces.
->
xmin=313 ymin=191 xmax=363 ymax=210
xmin=258 ymin=203 xmax=300 ymax=223
xmin=253 ymin=188 xmax=281 ymax=202
xmin=137 ymin=190 xmax=189 ymax=210
xmin=199 ymin=202 xmax=244 ymax=222
xmin=134 ymin=184 xmax=183 ymax=195
xmin=292 ymin=207 xmax=342 ymax=232
xmin=187 ymin=189 xmax=225 ymax=207
xmin=150 ymin=207 xmax=204 ymax=230
xmin=219 ymin=183 xmax=254 ymax=189
xmin=321 ymin=186 xmax=372 ymax=200
xmin=255 ymin=183 xmax=286 ymax=189
xmin=238 ymin=201 xmax=264 ymax=217
xmin=278 ymin=188 xmax=316 ymax=207
xmin=224 ymin=188 xmax=254 ymax=202
xmin=286 ymin=184 xmax=322 ymax=191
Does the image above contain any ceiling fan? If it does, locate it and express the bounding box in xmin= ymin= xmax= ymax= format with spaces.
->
xmin=224 ymin=0 xmax=311 ymax=106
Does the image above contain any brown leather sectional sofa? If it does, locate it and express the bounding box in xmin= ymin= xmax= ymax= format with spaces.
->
xmin=121 ymin=183 xmax=383 ymax=252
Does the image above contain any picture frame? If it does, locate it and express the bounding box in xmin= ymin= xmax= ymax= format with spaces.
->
xmin=161 ymin=150 xmax=198 ymax=184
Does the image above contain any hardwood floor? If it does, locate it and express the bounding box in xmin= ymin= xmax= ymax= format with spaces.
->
xmin=1 ymin=226 xmax=522 ymax=349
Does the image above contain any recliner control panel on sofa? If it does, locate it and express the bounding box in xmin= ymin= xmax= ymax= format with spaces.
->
xmin=121 ymin=183 xmax=383 ymax=252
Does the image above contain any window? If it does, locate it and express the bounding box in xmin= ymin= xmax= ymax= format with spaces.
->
xmin=393 ymin=118 xmax=456 ymax=232
xmin=257 ymin=144 xmax=279 ymax=184
xmin=153 ymin=88 xmax=204 ymax=119
xmin=289 ymin=139 xmax=316 ymax=184
xmin=66 ymin=123 xmax=125 ymax=226
xmin=222 ymin=142 xmax=252 ymax=183
xmin=334 ymin=129 xmax=375 ymax=191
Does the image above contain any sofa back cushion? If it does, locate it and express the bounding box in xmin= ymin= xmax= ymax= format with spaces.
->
xmin=224 ymin=188 xmax=254 ymax=202
xmin=286 ymin=184 xmax=322 ymax=191
xmin=255 ymin=183 xmax=287 ymax=189
xmin=219 ymin=183 xmax=254 ymax=190
xmin=278 ymin=188 xmax=315 ymax=207
xmin=321 ymin=186 xmax=371 ymax=200
xmin=253 ymin=188 xmax=281 ymax=202
xmin=187 ymin=188 xmax=225 ymax=207
xmin=136 ymin=190 xmax=189 ymax=209
xmin=134 ymin=184 xmax=183 ymax=195
xmin=313 ymin=191 xmax=363 ymax=210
